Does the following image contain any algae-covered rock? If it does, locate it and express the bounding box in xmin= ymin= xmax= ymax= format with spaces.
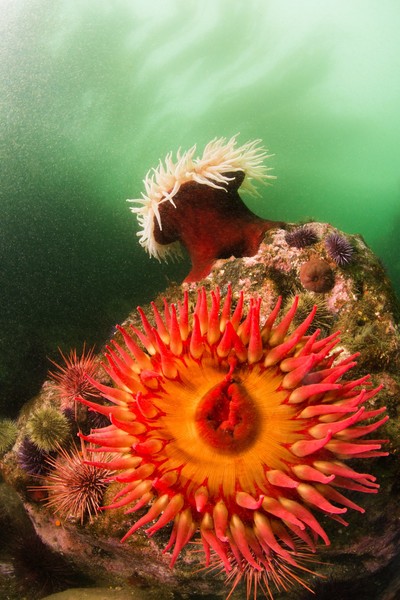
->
xmin=41 ymin=588 xmax=167 ymax=600
xmin=1 ymin=223 xmax=399 ymax=600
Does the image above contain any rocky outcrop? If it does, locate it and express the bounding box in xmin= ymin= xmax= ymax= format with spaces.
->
xmin=1 ymin=223 xmax=399 ymax=600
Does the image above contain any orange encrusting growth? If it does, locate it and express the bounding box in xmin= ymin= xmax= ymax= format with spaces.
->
xmin=79 ymin=287 xmax=387 ymax=598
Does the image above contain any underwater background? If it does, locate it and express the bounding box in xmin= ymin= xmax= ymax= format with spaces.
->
xmin=1 ymin=0 xmax=400 ymax=418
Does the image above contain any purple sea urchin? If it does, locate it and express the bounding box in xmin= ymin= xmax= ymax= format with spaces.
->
xmin=86 ymin=409 xmax=111 ymax=432
xmin=325 ymin=232 xmax=354 ymax=266
xmin=17 ymin=438 xmax=56 ymax=476
xmin=285 ymin=225 xmax=319 ymax=248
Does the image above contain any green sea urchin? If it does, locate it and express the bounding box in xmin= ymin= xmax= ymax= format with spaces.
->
xmin=26 ymin=407 xmax=70 ymax=452
xmin=284 ymin=293 xmax=335 ymax=335
xmin=0 ymin=418 xmax=18 ymax=454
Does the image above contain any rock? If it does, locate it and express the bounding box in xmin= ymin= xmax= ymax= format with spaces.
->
xmin=41 ymin=586 xmax=161 ymax=600
xmin=1 ymin=223 xmax=399 ymax=600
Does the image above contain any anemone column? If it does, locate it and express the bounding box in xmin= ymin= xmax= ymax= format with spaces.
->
xmin=153 ymin=171 xmax=283 ymax=281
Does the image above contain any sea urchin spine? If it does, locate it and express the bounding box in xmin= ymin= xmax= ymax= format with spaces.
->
xmin=40 ymin=443 xmax=114 ymax=524
xmin=17 ymin=438 xmax=56 ymax=476
xmin=80 ymin=287 xmax=387 ymax=598
xmin=49 ymin=345 xmax=100 ymax=409
xmin=325 ymin=232 xmax=354 ymax=266
xmin=285 ymin=225 xmax=319 ymax=248
xmin=26 ymin=407 xmax=70 ymax=452
xmin=0 ymin=418 xmax=18 ymax=454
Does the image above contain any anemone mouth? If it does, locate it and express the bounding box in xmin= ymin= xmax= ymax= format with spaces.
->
xmin=79 ymin=285 xmax=387 ymax=598
xmin=155 ymin=354 xmax=302 ymax=501
xmin=299 ymin=258 xmax=335 ymax=293
xmin=194 ymin=376 xmax=261 ymax=454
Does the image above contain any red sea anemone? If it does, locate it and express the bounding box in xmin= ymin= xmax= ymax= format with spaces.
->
xmin=80 ymin=287 xmax=387 ymax=598
xmin=299 ymin=258 xmax=335 ymax=293
xmin=129 ymin=136 xmax=284 ymax=282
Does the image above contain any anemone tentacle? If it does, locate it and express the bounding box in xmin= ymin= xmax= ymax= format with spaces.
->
xmin=128 ymin=136 xmax=275 ymax=262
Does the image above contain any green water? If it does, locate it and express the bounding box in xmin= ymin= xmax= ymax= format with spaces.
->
xmin=1 ymin=0 xmax=400 ymax=415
